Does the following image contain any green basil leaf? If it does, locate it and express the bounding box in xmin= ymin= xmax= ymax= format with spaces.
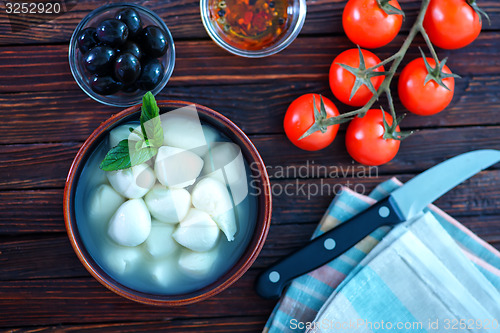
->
xmin=99 ymin=140 xmax=131 ymax=171
xmin=130 ymin=145 xmax=158 ymax=167
xmin=135 ymin=139 xmax=143 ymax=151
xmin=140 ymin=91 xmax=163 ymax=148
xmin=100 ymin=92 xmax=164 ymax=171
xmin=100 ymin=139 xmax=158 ymax=171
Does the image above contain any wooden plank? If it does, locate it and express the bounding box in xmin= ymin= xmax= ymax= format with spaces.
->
xmin=0 ymin=190 xmax=63 ymax=234
xmin=0 ymin=170 xmax=498 ymax=234
xmin=0 ymin=274 xmax=275 ymax=328
xmin=0 ymin=215 xmax=498 ymax=327
xmin=0 ymin=235 xmax=88 ymax=280
xmin=5 ymin=316 xmax=268 ymax=332
xmin=463 ymin=215 xmax=500 ymax=245
xmin=1 ymin=206 xmax=499 ymax=281
xmin=1 ymin=209 xmax=499 ymax=328
xmin=0 ymin=0 xmax=204 ymax=45
xmin=0 ymin=0 xmax=498 ymax=45
xmin=268 ymin=171 xmax=500 ymax=225
xmin=251 ymin=127 xmax=500 ymax=177
xmin=0 ymin=34 xmax=498 ymax=93
xmin=0 ymin=142 xmax=80 ymax=189
xmin=0 ymin=126 xmax=499 ymax=190
xmin=1 ymin=74 xmax=499 ymax=144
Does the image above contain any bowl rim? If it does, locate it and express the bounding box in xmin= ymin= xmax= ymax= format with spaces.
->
xmin=199 ymin=0 xmax=307 ymax=58
xmin=63 ymin=100 xmax=272 ymax=306
xmin=68 ymin=3 xmax=176 ymax=107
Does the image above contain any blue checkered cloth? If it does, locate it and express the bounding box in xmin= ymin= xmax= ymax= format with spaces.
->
xmin=264 ymin=178 xmax=500 ymax=333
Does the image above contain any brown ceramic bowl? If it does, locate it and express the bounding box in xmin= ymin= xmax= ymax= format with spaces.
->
xmin=64 ymin=101 xmax=272 ymax=306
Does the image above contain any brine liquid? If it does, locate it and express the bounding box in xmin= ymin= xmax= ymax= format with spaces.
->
xmin=210 ymin=0 xmax=290 ymax=50
xmin=74 ymin=122 xmax=258 ymax=295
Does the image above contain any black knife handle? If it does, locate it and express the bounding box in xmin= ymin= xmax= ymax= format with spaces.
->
xmin=255 ymin=197 xmax=405 ymax=299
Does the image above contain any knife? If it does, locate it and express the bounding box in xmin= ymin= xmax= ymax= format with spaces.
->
xmin=255 ymin=149 xmax=500 ymax=299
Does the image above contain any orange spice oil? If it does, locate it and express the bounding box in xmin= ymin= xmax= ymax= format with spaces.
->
xmin=209 ymin=0 xmax=290 ymax=51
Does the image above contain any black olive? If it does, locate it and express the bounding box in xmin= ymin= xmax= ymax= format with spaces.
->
xmin=77 ymin=27 xmax=98 ymax=54
xmin=136 ymin=59 xmax=164 ymax=91
xmin=114 ymin=53 xmax=141 ymax=84
xmin=115 ymin=8 xmax=143 ymax=38
xmin=90 ymin=75 xmax=122 ymax=95
xmin=122 ymin=84 xmax=138 ymax=93
xmin=269 ymin=1 xmax=275 ymax=7
xmin=119 ymin=41 xmax=142 ymax=59
xmin=84 ymin=45 xmax=116 ymax=74
xmin=218 ymin=9 xmax=226 ymax=17
xmin=96 ymin=19 xmax=129 ymax=47
xmin=141 ymin=26 xmax=168 ymax=58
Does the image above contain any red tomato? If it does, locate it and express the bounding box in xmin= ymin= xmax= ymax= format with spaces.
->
xmin=343 ymin=0 xmax=403 ymax=49
xmin=345 ymin=109 xmax=400 ymax=166
xmin=423 ymin=0 xmax=482 ymax=49
xmin=398 ymin=57 xmax=455 ymax=116
xmin=329 ymin=49 xmax=385 ymax=107
xmin=284 ymin=94 xmax=340 ymax=151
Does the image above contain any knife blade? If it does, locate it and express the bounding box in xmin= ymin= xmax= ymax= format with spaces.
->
xmin=256 ymin=149 xmax=500 ymax=299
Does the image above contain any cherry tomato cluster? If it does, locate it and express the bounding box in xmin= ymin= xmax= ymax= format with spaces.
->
xmin=284 ymin=0 xmax=487 ymax=166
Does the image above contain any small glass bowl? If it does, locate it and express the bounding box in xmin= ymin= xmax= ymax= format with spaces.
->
xmin=200 ymin=0 xmax=306 ymax=58
xmin=69 ymin=3 xmax=175 ymax=107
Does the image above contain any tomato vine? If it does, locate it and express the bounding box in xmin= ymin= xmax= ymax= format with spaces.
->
xmin=304 ymin=0 xmax=472 ymax=139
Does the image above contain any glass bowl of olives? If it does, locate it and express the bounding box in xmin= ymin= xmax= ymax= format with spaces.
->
xmin=69 ymin=3 xmax=175 ymax=107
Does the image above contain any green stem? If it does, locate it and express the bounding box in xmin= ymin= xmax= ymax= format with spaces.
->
xmin=385 ymin=87 xmax=397 ymax=120
xmin=317 ymin=0 xmax=434 ymax=129
xmin=331 ymin=106 xmax=369 ymax=120
xmin=369 ymin=0 xmax=431 ymax=111
xmin=368 ymin=52 xmax=400 ymax=70
xmin=419 ymin=25 xmax=440 ymax=64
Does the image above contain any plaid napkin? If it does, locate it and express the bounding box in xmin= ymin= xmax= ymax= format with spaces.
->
xmin=264 ymin=178 xmax=500 ymax=333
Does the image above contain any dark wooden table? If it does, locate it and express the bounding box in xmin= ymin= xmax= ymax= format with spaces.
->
xmin=0 ymin=0 xmax=499 ymax=331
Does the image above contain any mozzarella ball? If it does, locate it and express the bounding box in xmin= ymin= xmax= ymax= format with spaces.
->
xmin=212 ymin=210 xmax=237 ymax=242
xmin=108 ymin=199 xmax=151 ymax=247
xmin=191 ymin=125 xmax=221 ymax=157
xmin=88 ymin=184 xmax=125 ymax=229
xmin=172 ymin=209 xmax=220 ymax=252
xmin=191 ymin=177 xmax=237 ymax=241
xmin=107 ymin=163 xmax=156 ymax=199
xmin=203 ymin=142 xmax=248 ymax=206
xmin=144 ymin=220 xmax=179 ymax=258
xmin=109 ymin=123 xmax=142 ymax=148
xmin=161 ymin=107 xmax=207 ymax=150
xmin=191 ymin=177 xmax=232 ymax=216
xmin=202 ymin=142 xmax=239 ymax=176
xmin=178 ymin=248 xmax=218 ymax=278
xmin=144 ymin=185 xmax=191 ymax=223
xmin=155 ymin=146 xmax=204 ymax=188
xmin=101 ymin=239 xmax=142 ymax=275
xmin=149 ymin=256 xmax=178 ymax=287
